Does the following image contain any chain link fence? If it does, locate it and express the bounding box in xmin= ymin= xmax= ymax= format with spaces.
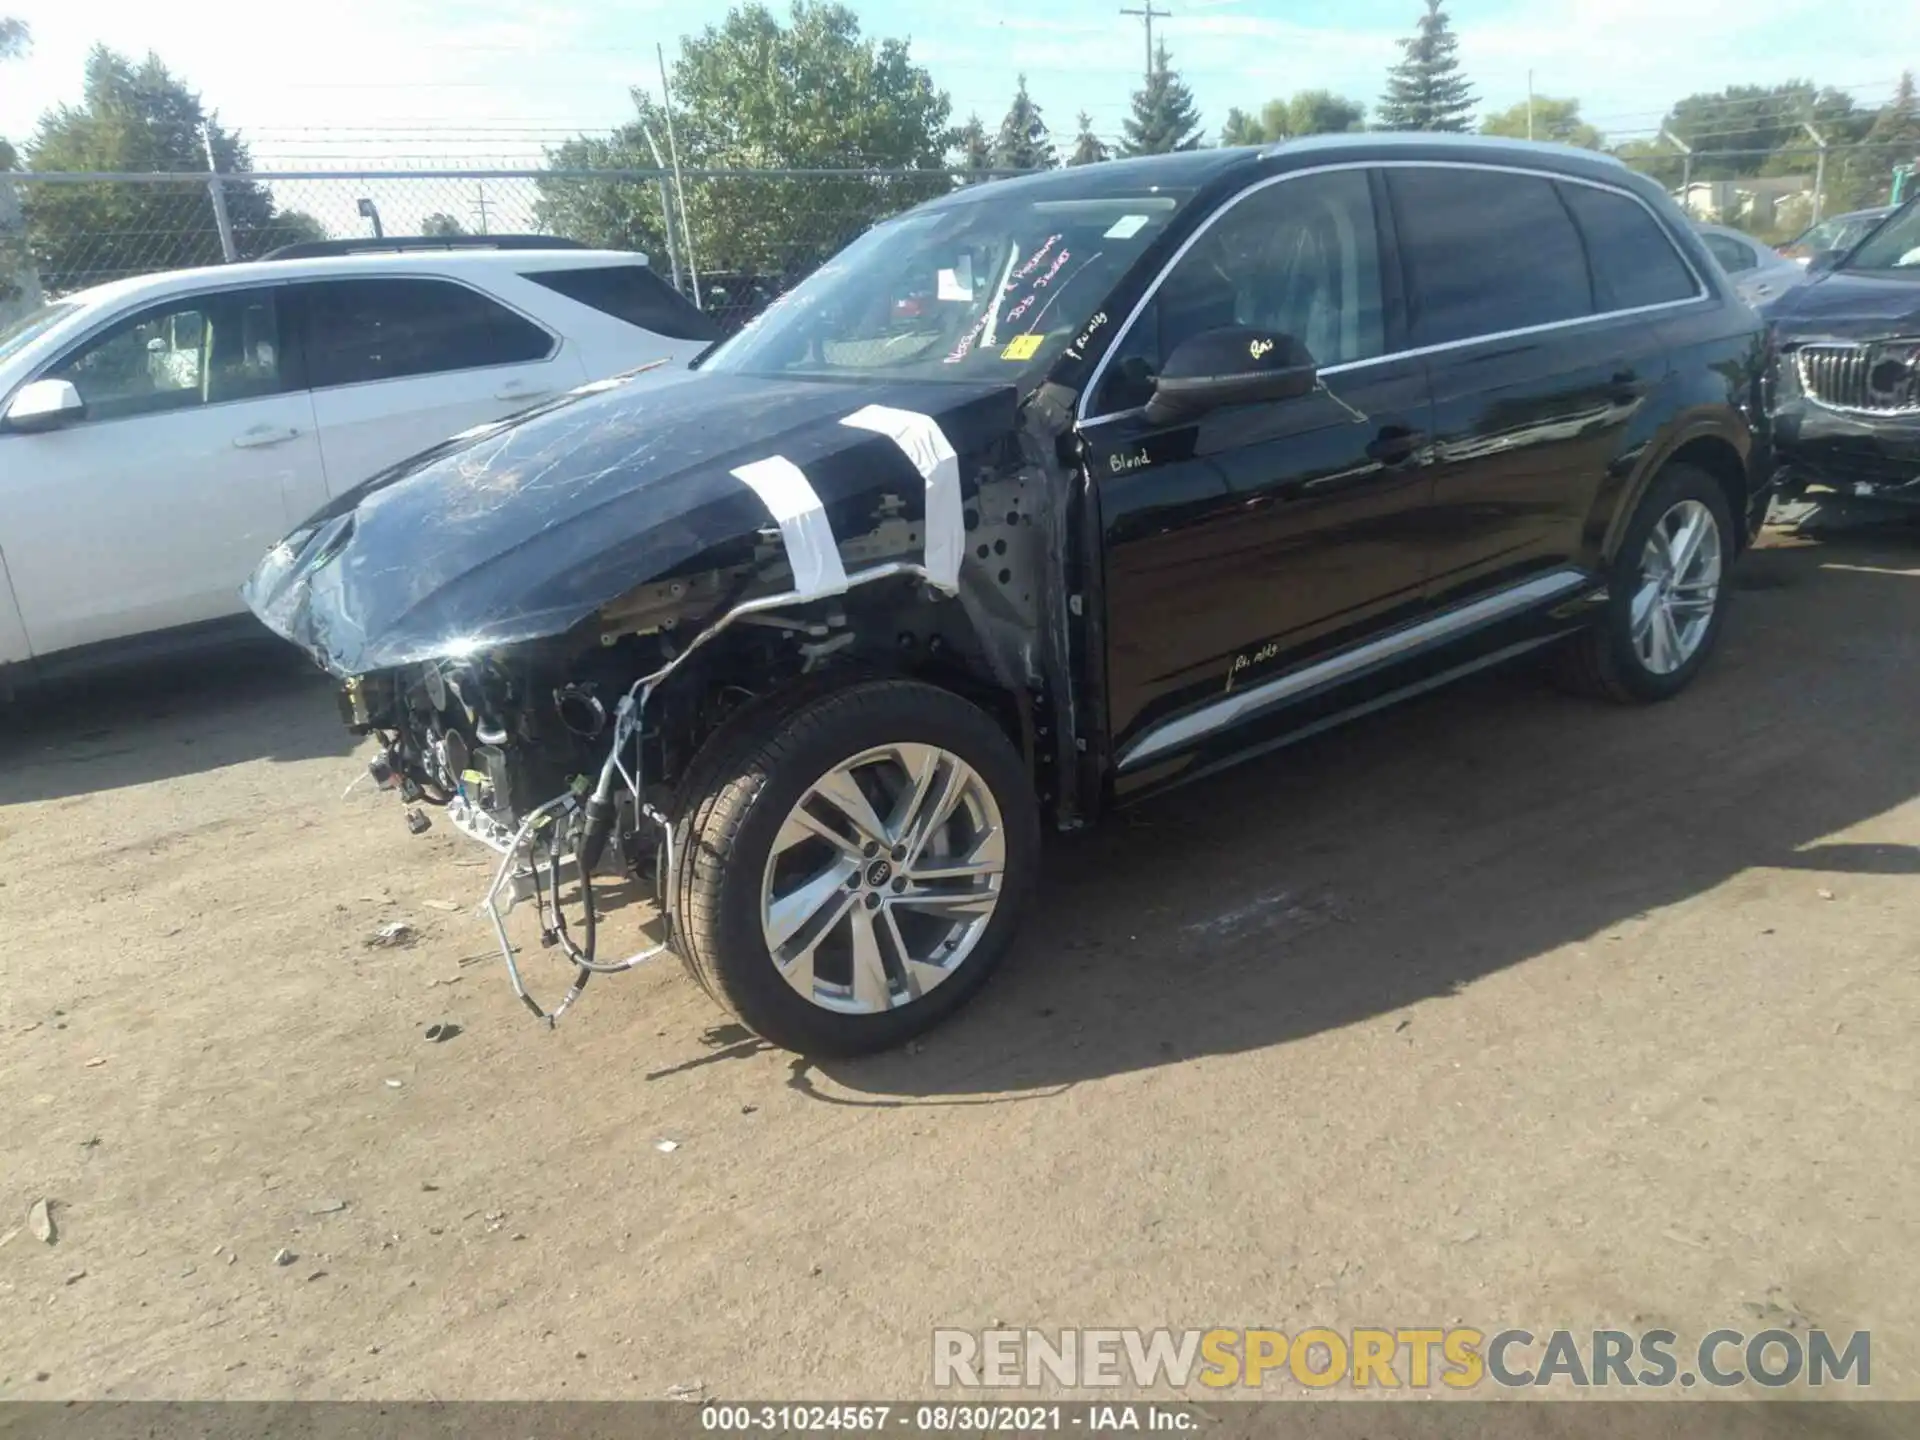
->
xmin=1 ymin=145 xmax=1912 ymax=330
xmin=0 ymin=166 xmax=1010 ymax=333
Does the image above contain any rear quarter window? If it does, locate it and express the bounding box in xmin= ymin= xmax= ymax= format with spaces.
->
xmin=1559 ymin=184 xmax=1701 ymax=308
xmin=523 ymin=265 xmax=720 ymax=343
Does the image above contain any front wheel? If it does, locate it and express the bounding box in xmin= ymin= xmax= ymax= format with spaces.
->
xmin=1556 ymin=462 xmax=1734 ymax=703
xmin=670 ymin=679 xmax=1040 ymax=1056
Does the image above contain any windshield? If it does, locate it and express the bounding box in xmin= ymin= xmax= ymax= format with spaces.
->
xmin=1842 ymin=203 xmax=1920 ymax=271
xmin=699 ymin=189 xmax=1190 ymax=383
xmin=0 ymin=302 xmax=78 ymax=367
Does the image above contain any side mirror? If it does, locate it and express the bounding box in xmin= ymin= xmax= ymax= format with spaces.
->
xmin=3 ymin=378 xmax=86 ymax=433
xmin=1143 ymin=327 xmax=1318 ymax=427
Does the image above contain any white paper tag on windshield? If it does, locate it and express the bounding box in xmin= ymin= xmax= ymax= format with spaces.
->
xmin=937 ymin=258 xmax=974 ymax=300
xmin=1104 ymin=215 xmax=1151 ymax=239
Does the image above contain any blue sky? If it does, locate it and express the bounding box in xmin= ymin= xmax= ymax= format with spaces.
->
xmin=1 ymin=0 xmax=1914 ymax=167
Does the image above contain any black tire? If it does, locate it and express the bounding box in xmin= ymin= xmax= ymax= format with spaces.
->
xmin=669 ymin=678 xmax=1040 ymax=1056
xmin=1555 ymin=462 xmax=1734 ymax=704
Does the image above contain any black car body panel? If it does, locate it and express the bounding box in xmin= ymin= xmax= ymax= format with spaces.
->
xmin=1765 ymin=206 xmax=1920 ymax=505
xmin=246 ymin=370 xmax=1021 ymax=677
xmin=246 ymin=132 xmax=1765 ymax=857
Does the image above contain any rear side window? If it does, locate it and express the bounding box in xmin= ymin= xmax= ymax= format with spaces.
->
xmin=1701 ymin=231 xmax=1756 ymax=273
xmin=1559 ymin=184 xmax=1700 ymax=307
xmin=1390 ymin=167 xmax=1593 ymax=346
xmin=524 ymin=264 xmax=719 ymax=343
xmin=298 ymin=278 xmax=554 ymax=389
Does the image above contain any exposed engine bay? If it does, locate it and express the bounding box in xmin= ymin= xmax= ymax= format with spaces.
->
xmin=260 ymin=371 xmax=1080 ymax=1025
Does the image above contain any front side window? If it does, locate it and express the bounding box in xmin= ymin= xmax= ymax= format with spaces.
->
xmin=1843 ymin=203 xmax=1920 ymax=271
xmin=1095 ymin=168 xmax=1385 ymax=414
xmin=44 ymin=289 xmax=285 ymax=423
xmin=699 ymin=187 xmax=1188 ymax=383
xmin=1702 ymin=232 xmax=1757 ymax=273
xmin=1391 ymin=167 xmax=1593 ymax=346
xmin=1559 ymin=184 xmax=1699 ymax=308
xmin=299 ymin=278 xmax=555 ymax=389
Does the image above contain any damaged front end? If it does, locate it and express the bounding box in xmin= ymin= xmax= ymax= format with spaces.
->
xmin=246 ymin=369 xmax=1080 ymax=1025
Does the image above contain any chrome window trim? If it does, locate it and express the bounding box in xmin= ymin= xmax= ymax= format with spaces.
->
xmin=1077 ymin=159 xmax=1710 ymax=427
xmin=1115 ymin=568 xmax=1591 ymax=771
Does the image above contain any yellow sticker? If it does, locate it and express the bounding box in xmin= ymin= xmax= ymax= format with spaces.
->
xmin=1001 ymin=334 xmax=1044 ymax=361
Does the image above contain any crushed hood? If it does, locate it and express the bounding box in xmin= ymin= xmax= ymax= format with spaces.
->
xmin=1766 ymin=270 xmax=1920 ymax=341
xmin=244 ymin=369 xmax=1018 ymax=676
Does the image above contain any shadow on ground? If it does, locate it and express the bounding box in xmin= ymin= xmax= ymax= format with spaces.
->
xmin=0 ymin=642 xmax=353 ymax=806
xmin=793 ymin=534 xmax=1920 ymax=1100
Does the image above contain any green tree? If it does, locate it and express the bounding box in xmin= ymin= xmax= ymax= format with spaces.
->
xmin=1120 ymin=42 xmax=1203 ymax=156
xmin=1377 ymin=0 xmax=1475 ymax=132
xmin=1221 ymin=90 xmax=1365 ymax=145
xmin=421 ymin=212 xmax=468 ymax=237
xmin=535 ymin=3 xmax=951 ymax=282
xmin=1864 ymin=70 xmax=1920 ymax=178
xmin=955 ymin=113 xmax=991 ymax=174
xmin=0 ymin=17 xmax=25 ymax=171
xmin=1067 ymin=112 xmax=1110 ymax=166
xmin=992 ymin=74 xmax=1056 ymax=170
xmin=1481 ymin=95 xmax=1602 ymax=148
xmin=22 ymin=47 xmax=312 ymax=290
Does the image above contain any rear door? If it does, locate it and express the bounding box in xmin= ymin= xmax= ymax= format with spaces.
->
xmin=0 ymin=285 xmax=326 ymax=655
xmin=292 ymin=276 xmax=590 ymax=493
xmin=1391 ymin=164 xmax=1701 ymax=607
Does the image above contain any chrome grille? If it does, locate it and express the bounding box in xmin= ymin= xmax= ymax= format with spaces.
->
xmin=1796 ymin=341 xmax=1920 ymax=415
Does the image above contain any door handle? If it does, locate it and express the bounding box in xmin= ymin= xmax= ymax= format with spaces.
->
xmin=1365 ymin=425 xmax=1427 ymax=466
xmin=1609 ymin=370 xmax=1648 ymax=403
xmin=495 ymin=384 xmax=553 ymax=402
xmin=232 ymin=425 xmax=302 ymax=449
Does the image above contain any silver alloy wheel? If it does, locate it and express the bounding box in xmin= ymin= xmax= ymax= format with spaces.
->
xmin=759 ymin=744 xmax=1007 ymax=1015
xmin=1631 ymin=498 xmax=1723 ymax=676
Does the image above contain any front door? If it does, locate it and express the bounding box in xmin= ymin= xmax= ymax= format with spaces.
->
xmin=1086 ymin=167 xmax=1435 ymax=776
xmin=291 ymin=276 xmax=589 ymax=493
xmin=0 ymin=285 xmax=327 ymax=655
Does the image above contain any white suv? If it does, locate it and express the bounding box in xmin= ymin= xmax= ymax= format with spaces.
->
xmin=0 ymin=241 xmax=716 ymax=680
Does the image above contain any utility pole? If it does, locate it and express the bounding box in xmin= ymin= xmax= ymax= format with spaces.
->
xmin=1526 ymin=71 xmax=1535 ymax=141
xmin=1661 ymin=127 xmax=1694 ymax=209
xmin=1119 ymin=1 xmax=1170 ymax=82
xmin=1802 ymin=120 xmax=1829 ymax=225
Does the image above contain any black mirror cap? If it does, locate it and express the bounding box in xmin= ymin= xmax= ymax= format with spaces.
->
xmin=1144 ymin=326 xmax=1318 ymax=427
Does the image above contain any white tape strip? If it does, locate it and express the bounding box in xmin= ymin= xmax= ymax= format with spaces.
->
xmin=839 ymin=404 xmax=963 ymax=593
xmin=730 ymin=455 xmax=849 ymax=600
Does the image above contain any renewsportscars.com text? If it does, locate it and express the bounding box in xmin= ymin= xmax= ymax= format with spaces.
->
xmin=932 ymin=1327 xmax=1871 ymax=1391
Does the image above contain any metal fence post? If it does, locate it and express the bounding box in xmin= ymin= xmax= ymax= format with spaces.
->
xmin=1803 ymin=122 xmax=1828 ymax=225
xmin=204 ymin=127 xmax=238 ymax=262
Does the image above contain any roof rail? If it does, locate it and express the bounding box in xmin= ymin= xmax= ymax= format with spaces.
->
xmin=258 ymin=235 xmax=591 ymax=260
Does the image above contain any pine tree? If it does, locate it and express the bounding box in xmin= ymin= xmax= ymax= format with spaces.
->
xmin=1120 ymin=42 xmax=1204 ymax=156
xmin=956 ymin=113 xmax=991 ymax=174
xmin=1866 ymin=70 xmax=1920 ymax=157
xmin=992 ymin=74 xmax=1057 ymax=170
xmin=1068 ymin=112 xmax=1110 ymax=166
xmin=1377 ymin=0 xmax=1476 ymax=133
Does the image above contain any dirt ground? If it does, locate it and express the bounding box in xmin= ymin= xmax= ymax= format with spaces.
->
xmin=3 ymin=527 xmax=1919 ymax=1402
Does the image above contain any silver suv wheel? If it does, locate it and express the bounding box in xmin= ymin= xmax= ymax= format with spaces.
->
xmin=1632 ymin=498 xmax=1723 ymax=676
xmin=759 ymin=743 xmax=1006 ymax=1015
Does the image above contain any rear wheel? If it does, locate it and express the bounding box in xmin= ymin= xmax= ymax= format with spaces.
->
xmin=1556 ymin=462 xmax=1733 ymax=703
xmin=670 ymin=679 xmax=1039 ymax=1055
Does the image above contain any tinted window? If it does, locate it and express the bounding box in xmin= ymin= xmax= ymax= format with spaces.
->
xmin=1560 ymin=184 xmax=1699 ymax=307
xmin=300 ymin=278 xmax=553 ymax=389
xmin=45 ymin=289 xmax=286 ymax=423
xmin=1701 ymin=231 xmax=1756 ymax=273
xmin=1390 ymin=168 xmax=1592 ymax=346
xmin=1097 ymin=169 xmax=1385 ymax=413
xmin=524 ymin=264 xmax=719 ymax=343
